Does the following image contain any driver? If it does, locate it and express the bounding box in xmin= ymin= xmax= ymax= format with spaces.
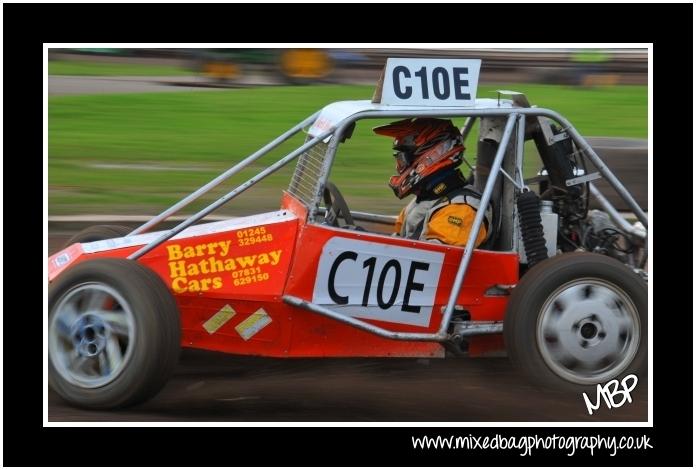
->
xmin=373 ymin=118 xmax=491 ymax=247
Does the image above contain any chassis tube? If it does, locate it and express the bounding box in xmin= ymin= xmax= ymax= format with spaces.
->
xmin=283 ymin=295 xmax=504 ymax=341
xmin=283 ymin=295 xmax=446 ymax=341
xmin=515 ymin=114 xmax=526 ymax=186
xmin=127 ymin=128 xmax=333 ymax=260
xmin=128 ymin=111 xmax=320 ymax=236
xmin=544 ymin=113 xmax=648 ymax=228
xmin=439 ymin=113 xmax=518 ymax=335
xmin=461 ymin=116 xmax=477 ymax=142
xmin=589 ymin=183 xmax=646 ymax=239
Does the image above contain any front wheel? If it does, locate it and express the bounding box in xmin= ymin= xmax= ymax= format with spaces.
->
xmin=504 ymin=252 xmax=647 ymax=390
xmin=48 ymin=258 xmax=181 ymax=408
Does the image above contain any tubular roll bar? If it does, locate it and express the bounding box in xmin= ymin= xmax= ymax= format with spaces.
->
xmin=127 ymin=110 xmax=320 ymax=237
xmin=125 ymin=104 xmax=647 ymax=342
xmin=460 ymin=116 xmax=477 ymax=142
xmin=589 ymin=183 xmax=646 ymax=239
xmin=128 ymin=118 xmax=331 ymax=260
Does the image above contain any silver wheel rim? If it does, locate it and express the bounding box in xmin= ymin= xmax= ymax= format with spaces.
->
xmin=49 ymin=282 xmax=136 ymax=388
xmin=536 ymin=277 xmax=640 ymax=385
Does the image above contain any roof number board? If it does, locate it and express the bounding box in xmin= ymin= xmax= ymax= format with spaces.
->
xmin=378 ymin=58 xmax=481 ymax=107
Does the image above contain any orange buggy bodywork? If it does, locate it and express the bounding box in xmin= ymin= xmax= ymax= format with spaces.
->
xmin=49 ymin=192 xmax=518 ymax=358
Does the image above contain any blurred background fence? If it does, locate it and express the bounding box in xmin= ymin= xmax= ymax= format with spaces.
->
xmin=49 ymin=47 xmax=647 ymax=86
xmin=48 ymin=48 xmax=648 ymax=219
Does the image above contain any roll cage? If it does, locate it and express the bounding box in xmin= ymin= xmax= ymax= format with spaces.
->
xmin=120 ymin=98 xmax=648 ymax=343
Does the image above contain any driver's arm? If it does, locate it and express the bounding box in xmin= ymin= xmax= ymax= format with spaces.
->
xmin=393 ymin=207 xmax=407 ymax=236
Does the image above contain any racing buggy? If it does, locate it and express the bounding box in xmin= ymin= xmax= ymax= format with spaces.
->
xmin=48 ymin=58 xmax=648 ymax=409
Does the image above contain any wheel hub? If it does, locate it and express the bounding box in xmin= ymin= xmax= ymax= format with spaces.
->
xmin=575 ymin=315 xmax=607 ymax=348
xmin=579 ymin=321 xmax=598 ymax=339
xmin=49 ymin=282 xmax=135 ymax=388
xmin=537 ymin=278 xmax=640 ymax=384
xmin=71 ymin=314 xmax=109 ymax=358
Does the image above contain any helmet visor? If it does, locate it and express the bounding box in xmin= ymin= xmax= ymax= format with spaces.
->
xmin=394 ymin=150 xmax=413 ymax=173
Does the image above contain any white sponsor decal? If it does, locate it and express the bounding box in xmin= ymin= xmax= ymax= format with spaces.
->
xmin=312 ymin=237 xmax=444 ymax=327
xmin=381 ymin=58 xmax=481 ymax=107
xmin=54 ymin=253 xmax=71 ymax=267
xmin=235 ymin=308 xmax=272 ymax=341
xmin=80 ymin=211 xmax=295 ymax=254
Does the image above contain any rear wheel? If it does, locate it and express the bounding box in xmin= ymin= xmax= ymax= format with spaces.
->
xmin=504 ymin=252 xmax=647 ymax=390
xmin=64 ymin=225 xmax=134 ymax=248
xmin=48 ymin=258 xmax=181 ymax=408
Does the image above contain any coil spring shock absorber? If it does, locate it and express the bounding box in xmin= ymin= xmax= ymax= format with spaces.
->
xmin=517 ymin=190 xmax=548 ymax=267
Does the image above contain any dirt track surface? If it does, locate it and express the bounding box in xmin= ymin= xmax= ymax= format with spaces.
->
xmin=48 ymin=76 xmax=228 ymax=96
xmin=48 ymin=233 xmax=647 ymax=422
xmin=48 ymin=349 xmax=647 ymax=422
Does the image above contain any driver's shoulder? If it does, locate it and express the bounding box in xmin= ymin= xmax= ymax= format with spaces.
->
xmin=428 ymin=202 xmax=477 ymax=223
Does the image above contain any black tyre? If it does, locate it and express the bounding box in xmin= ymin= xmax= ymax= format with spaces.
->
xmin=64 ymin=225 xmax=134 ymax=248
xmin=504 ymin=252 xmax=647 ymax=390
xmin=48 ymin=258 xmax=181 ymax=409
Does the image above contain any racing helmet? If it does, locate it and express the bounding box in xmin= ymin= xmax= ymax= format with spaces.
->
xmin=373 ymin=118 xmax=464 ymax=199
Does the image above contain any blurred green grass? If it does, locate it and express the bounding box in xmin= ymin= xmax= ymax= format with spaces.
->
xmin=48 ymin=60 xmax=191 ymax=76
xmin=49 ymin=84 xmax=647 ymax=215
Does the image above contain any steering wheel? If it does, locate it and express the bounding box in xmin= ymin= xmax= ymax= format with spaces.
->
xmin=322 ymin=181 xmax=355 ymax=227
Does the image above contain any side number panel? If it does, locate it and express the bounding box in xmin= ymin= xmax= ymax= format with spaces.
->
xmin=312 ymin=237 xmax=444 ymax=327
